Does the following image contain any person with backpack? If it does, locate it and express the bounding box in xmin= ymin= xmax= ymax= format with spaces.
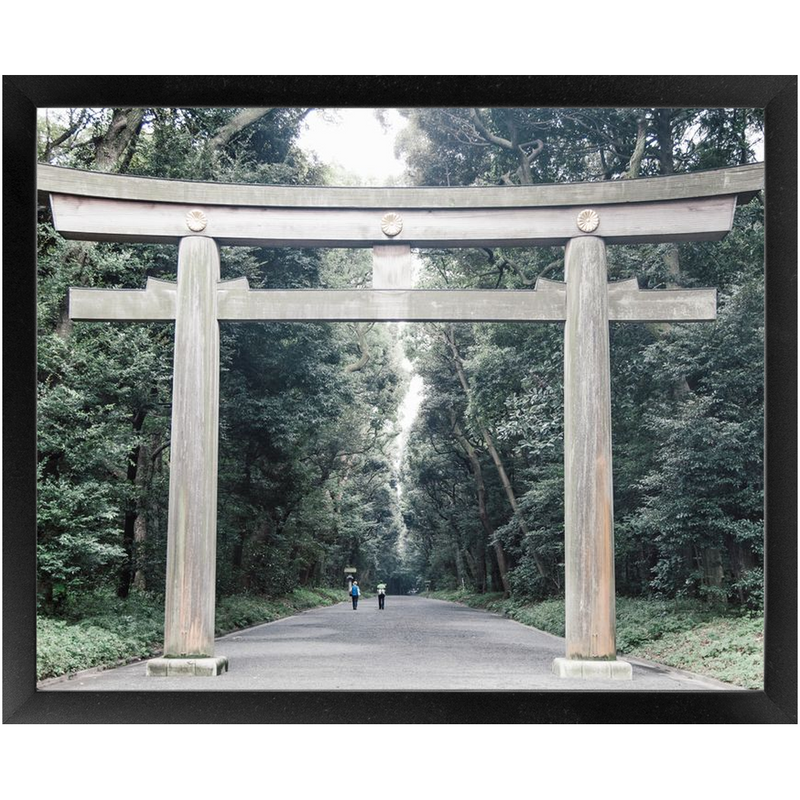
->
xmin=376 ymin=582 xmax=387 ymax=610
xmin=350 ymin=580 xmax=360 ymax=610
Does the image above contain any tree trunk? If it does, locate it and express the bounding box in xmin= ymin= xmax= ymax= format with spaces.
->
xmin=42 ymin=109 xmax=89 ymax=163
xmin=451 ymin=415 xmax=511 ymax=597
xmin=117 ymin=409 xmax=147 ymax=598
xmin=94 ymin=108 xmax=146 ymax=172
xmin=624 ymin=114 xmax=648 ymax=179
xmin=474 ymin=540 xmax=487 ymax=594
xmin=645 ymin=114 xmax=694 ymax=397
xmin=242 ymin=521 xmax=270 ymax=591
xmin=462 ymin=546 xmax=476 ymax=583
xmin=207 ymin=108 xmax=275 ymax=151
xmin=131 ymin=509 xmax=147 ymax=590
xmin=654 ymin=109 xmax=675 ymax=176
xmin=702 ymin=547 xmax=726 ymax=601
xmin=132 ymin=431 xmax=164 ymax=590
xmin=344 ymin=323 xmax=375 ymax=373
xmin=452 ymin=535 xmax=466 ymax=586
xmin=300 ymin=562 xmax=315 ymax=586
xmin=38 ymin=578 xmax=57 ymax=616
xmin=727 ymin=539 xmax=756 ymax=603
xmin=443 ymin=327 xmax=551 ymax=584
xmin=232 ymin=527 xmax=247 ymax=590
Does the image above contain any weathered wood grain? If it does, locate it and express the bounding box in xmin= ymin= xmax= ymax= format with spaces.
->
xmin=69 ymin=280 xmax=716 ymax=324
xmin=373 ymin=245 xmax=413 ymax=289
xmin=608 ymin=284 xmax=717 ymax=322
xmin=163 ymin=237 xmax=220 ymax=658
xmin=55 ymin=159 xmax=738 ymax=676
xmin=216 ymin=287 xmax=567 ymax=322
xmin=38 ymin=162 xmax=764 ymax=209
xmin=49 ymin=193 xmax=738 ymax=247
xmin=563 ymin=236 xmax=616 ymax=661
xmin=69 ymin=277 xmax=177 ymax=321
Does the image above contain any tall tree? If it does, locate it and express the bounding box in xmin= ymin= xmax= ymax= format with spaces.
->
xmin=37 ymin=107 xmax=407 ymax=611
xmin=398 ymin=106 xmax=764 ymax=607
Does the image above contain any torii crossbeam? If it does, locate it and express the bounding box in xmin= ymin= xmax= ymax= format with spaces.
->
xmin=39 ymin=162 xmax=763 ymax=679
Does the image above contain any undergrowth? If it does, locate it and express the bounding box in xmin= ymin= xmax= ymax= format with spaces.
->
xmin=426 ymin=588 xmax=763 ymax=688
xmin=37 ymin=586 xmax=344 ymax=681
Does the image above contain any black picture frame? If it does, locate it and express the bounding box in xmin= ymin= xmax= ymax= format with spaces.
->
xmin=4 ymin=75 xmax=796 ymax=723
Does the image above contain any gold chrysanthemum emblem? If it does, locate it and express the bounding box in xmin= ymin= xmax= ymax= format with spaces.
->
xmin=576 ymin=209 xmax=600 ymax=233
xmin=380 ymin=212 xmax=404 ymax=237
xmin=186 ymin=209 xmax=208 ymax=232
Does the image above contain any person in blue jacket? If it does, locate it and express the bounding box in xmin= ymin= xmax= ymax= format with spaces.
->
xmin=350 ymin=580 xmax=360 ymax=610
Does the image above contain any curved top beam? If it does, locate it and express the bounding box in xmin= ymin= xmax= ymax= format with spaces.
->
xmin=38 ymin=162 xmax=763 ymax=210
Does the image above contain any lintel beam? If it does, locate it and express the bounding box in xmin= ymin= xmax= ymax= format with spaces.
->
xmin=70 ymin=280 xmax=716 ymax=324
xmin=50 ymin=193 xmax=738 ymax=248
xmin=69 ymin=278 xmax=177 ymax=321
xmin=38 ymin=162 xmax=764 ymax=209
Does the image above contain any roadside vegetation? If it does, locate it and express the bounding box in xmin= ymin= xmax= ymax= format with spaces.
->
xmin=36 ymin=106 xmax=764 ymax=689
xmin=37 ymin=587 xmax=344 ymax=682
xmin=425 ymin=589 xmax=763 ymax=689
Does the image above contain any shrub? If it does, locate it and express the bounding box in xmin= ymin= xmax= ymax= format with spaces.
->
xmin=628 ymin=616 xmax=764 ymax=688
xmin=38 ymin=586 xmax=345 ymax=681
xmin=37 ymin=616 xmax=160 ymax=681
xmin=427 ymin=589 xmax=763 ymax=687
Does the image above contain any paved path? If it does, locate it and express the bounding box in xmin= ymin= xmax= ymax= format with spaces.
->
xmin=42 ymin=596 xmax=741 ymax=691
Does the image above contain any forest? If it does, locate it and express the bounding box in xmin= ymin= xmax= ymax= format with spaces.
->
xmin=36 ymin=106 xmax=765 ymax=683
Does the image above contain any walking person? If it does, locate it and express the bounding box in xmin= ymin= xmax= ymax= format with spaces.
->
xmin=351 ymin=580 xmax=360 ymax=610
xmin=377 ymin=582 xmax=386 ymax=610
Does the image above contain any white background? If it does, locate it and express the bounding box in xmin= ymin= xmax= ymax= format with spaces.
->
xmin=2 ymin=8 xmax=796 ymax=796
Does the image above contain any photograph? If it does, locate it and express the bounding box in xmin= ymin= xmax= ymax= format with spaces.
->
xmin=4 ymin=77 xmax=796 ymax=724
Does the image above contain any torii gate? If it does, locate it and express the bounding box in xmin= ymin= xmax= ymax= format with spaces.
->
xmin=38 ymin=162 xmax=764 ymax=679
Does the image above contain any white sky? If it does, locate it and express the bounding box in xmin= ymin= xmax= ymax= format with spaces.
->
xmin=297 ymin=108 xmax=408 ymax=185
xmin=297 ymin=109 xmax=424 ymax=475
xmin=38 ymin=105 xmax=426 ymax=470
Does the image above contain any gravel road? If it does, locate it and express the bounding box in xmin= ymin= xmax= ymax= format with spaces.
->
xmin=41 ymin=595 xmax=742 ymax=691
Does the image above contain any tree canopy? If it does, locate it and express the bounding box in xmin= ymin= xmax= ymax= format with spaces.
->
xmin=396 ymin=106 xmax=763 ymax=607
xmin=36 ymin=106 xmax=764 ymax=615
xmin=37 ymin=107 xmax=408 ymax=611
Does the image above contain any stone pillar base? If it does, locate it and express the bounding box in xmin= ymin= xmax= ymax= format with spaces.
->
xmin=552 ymin=657 xmax=632 ymax=680
xmin=147 ymin=656 xmax=229 ymax=677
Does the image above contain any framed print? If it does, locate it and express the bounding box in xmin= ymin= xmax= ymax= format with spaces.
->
xmin=4 ymin=75 xmax=796 ymax=723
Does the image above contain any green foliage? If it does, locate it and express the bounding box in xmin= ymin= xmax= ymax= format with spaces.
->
xmin=38 ymin=589 xmax=164 ymax=680
xmin=36 ymin=232 xmax=175 ymax=603
xmin=37 ymin=587 xmax=345 ymax=681
xmin=397 ymin=108 xmax=762 ymax=189
xmin=215 ymin=587 xmax=343 ymax=634
xmin=37 ymin=617 xmax=148 ymax=682
xmin=628 ymin=615 xmax=764 ymax=689
xmin=402 ymin=108 xmax=763 ymax=616
xmin=427 ymin=590 xmax=763 ymax=687
xmin=37 ymin=107 xmax=408 ymax=615
xmin=37 ymin=106 xmax=764 ymax=673
xmin=613 ymin=596 xmax=718 ymax=650
xmin=629 ymin=219 xmax=764 ymax=603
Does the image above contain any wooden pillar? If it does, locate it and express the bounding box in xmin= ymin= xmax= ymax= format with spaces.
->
xmin=163 ymin=236 xmax=221 ymax=658
xmin=563 ymin=236 xmax=616 ymax=660
xmin=373 ymin=245 xmax=413 ymax=289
